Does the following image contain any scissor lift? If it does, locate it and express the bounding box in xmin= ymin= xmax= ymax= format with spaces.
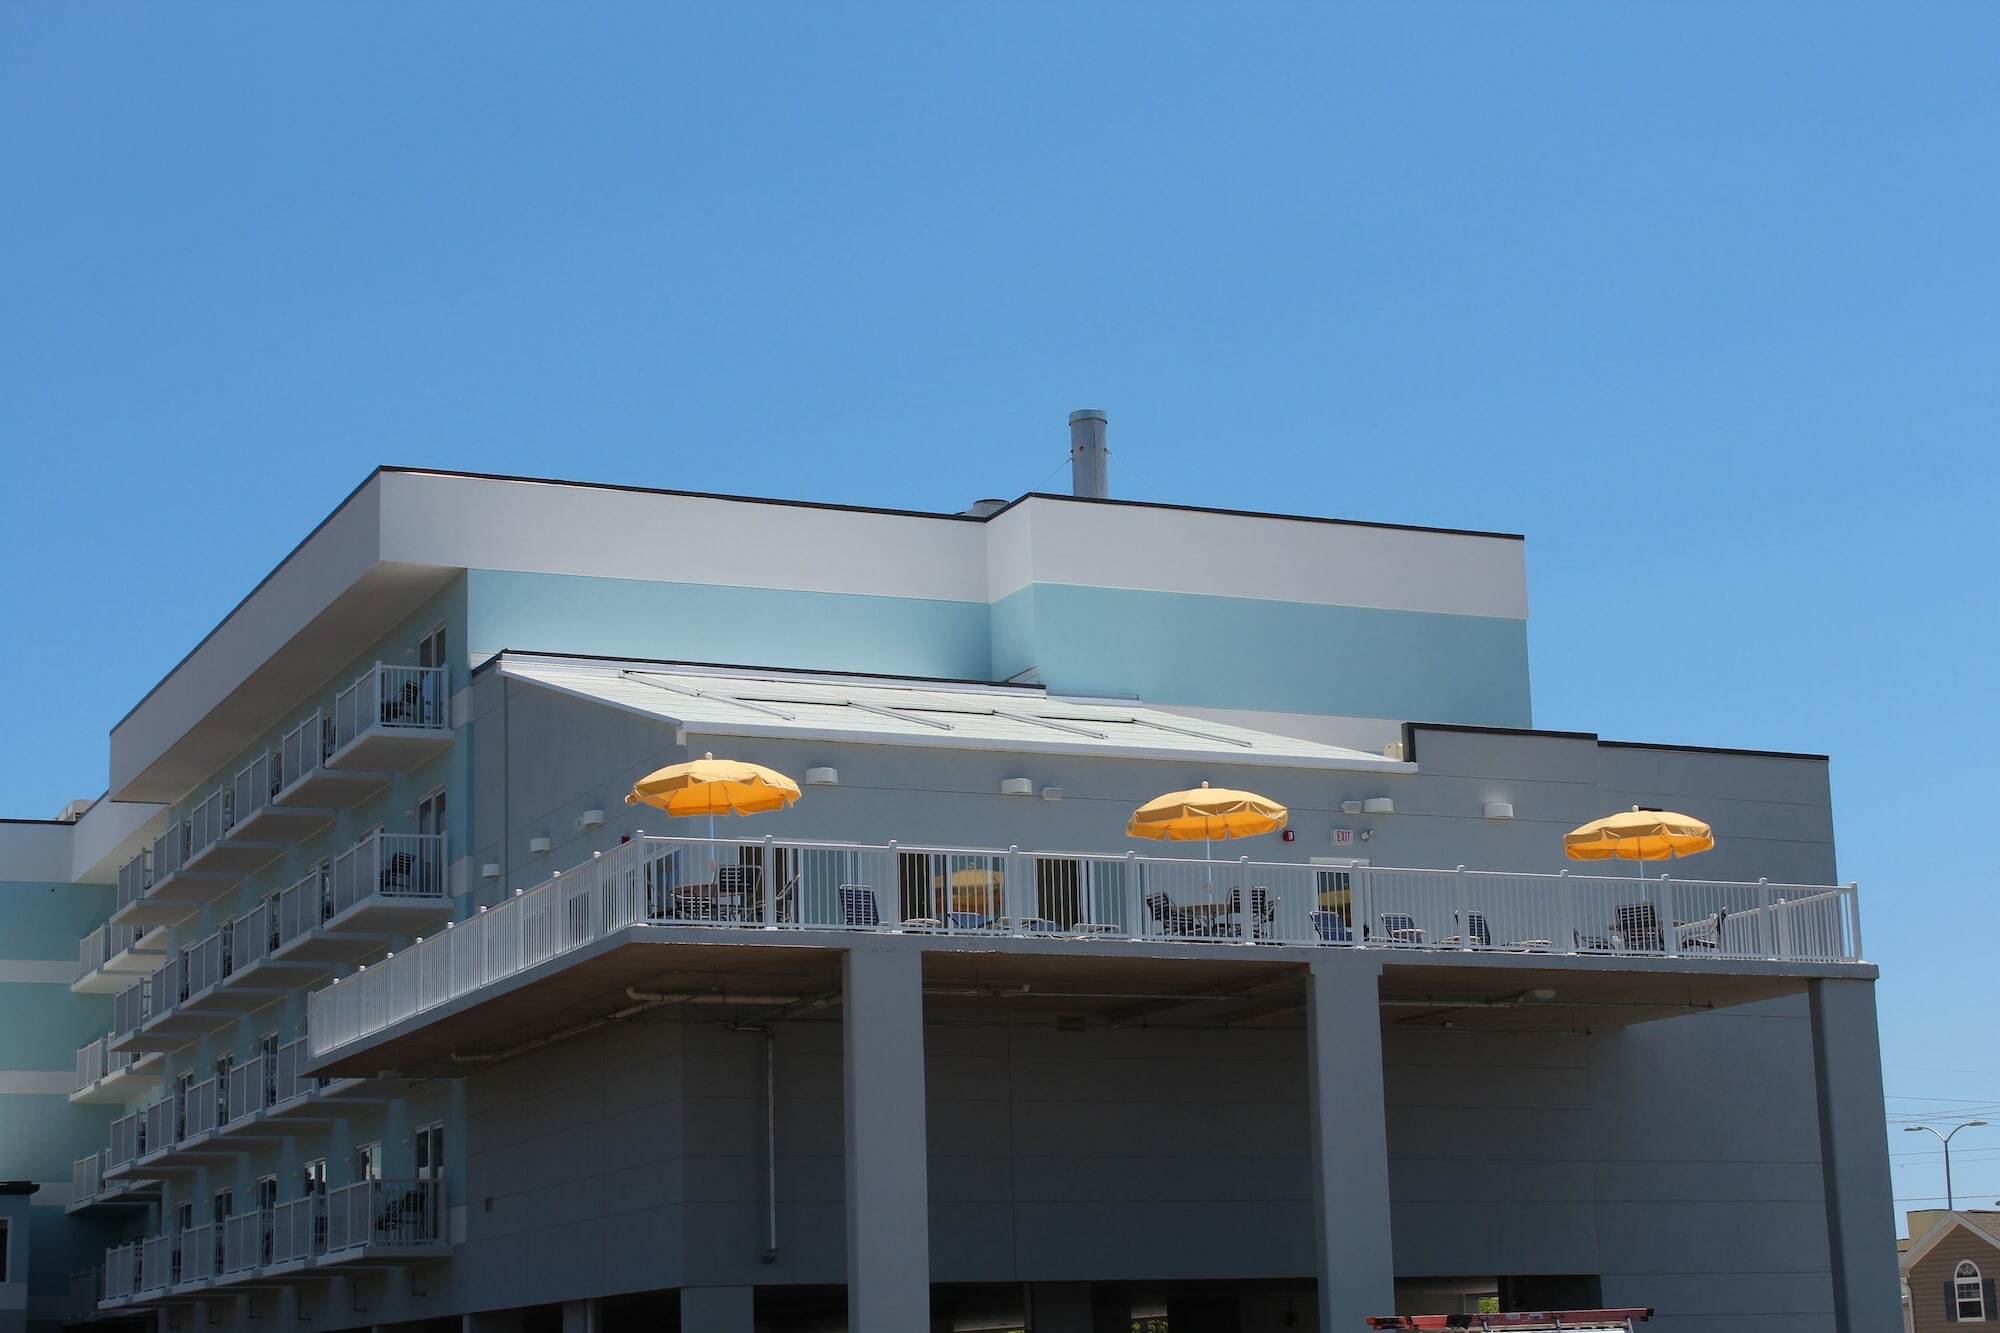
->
xmin=1365 ymin=1311 xmax=1653 ymax=1331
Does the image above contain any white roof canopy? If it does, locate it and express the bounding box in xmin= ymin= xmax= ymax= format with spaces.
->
xmin=497 ymin=654 xmax=1415 ymax=773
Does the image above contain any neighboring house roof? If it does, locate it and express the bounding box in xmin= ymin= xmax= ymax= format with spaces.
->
xmin=497 ymin=652 xmax=1416 ymax=773
xmin=1901 ymin=1211 xmax=2000 ymax=1274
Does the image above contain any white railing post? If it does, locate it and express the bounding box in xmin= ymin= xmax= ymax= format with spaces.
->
xmin=1556 ymin=870 xmax=1573 ymax=954
xmin=1846 ymin=882 xmax=1862 ymax=960
xmin=1758 ymin=878 xmax=1773 ymax=958
xmin=762 ymin=835 xmax=777 ymax=930
xmin=1124 ymin=851 xmax=1142 ymax=940
xmin=1236 ymin=855 xmax=1254 ymax=944
xmin=1774 ymin=896 xmax=1793 ymax=960
xmin=1659 ymin=875 xmax=1678 ymax=958
xmin=1454 ymin=866 xmax=1471 ymax=951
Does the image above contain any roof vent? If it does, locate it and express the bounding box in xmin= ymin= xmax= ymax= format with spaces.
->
xmin=962 ymin=498 xmax=1007 ymax=518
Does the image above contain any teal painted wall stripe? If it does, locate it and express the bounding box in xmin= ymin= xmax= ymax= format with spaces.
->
xmin=468 ymin=569 xmax=994 ymax=681
xmin=0 ymin=883 xmax=115 ymax=960
xmin=992 ymin=583 xmax=1533 ymax=726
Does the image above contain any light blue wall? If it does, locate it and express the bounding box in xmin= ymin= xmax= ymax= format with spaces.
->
xmin=991 ymin=584 xmax=1533 ymax=726
xmin=0 ymin=883 xmax=114 ymax=961
xmin=466 ymin=572 xmax=1533 ymax=728
xmin=466 ymin=570 xmax=993 ymax=681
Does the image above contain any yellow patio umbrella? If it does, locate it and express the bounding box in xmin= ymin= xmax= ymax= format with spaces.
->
xmin=1128 ymin=781 xmax=1288 ymax=887
xmin=625 ymin=752 xmax=801 ymax=841
xmin=1564 ymin=806 xmax=1714 ymax=879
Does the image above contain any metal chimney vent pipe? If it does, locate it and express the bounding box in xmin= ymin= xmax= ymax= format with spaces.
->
xmin=1068 ymin=409 xmax=1109 ymax=499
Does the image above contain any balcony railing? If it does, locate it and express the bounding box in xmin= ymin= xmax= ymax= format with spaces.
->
xmin=279 ymin=709 xmax=335 ymax=793
xmin=73 ymin=1150 xmax=102 ymax=1203
xmin=332 ymin=831 xmax=447 ymax=912
xmin=116 ymin=850 xmax=151 ymax=913
xmin=186 ymin=787 xmax=234 ymax=863
xmin=78 ymin=922 xmax=146 ymax=980
xmin=153 ymin=821 xmax=190 ymax=883
xmin=231 ymin=899 xmax=278 ymax=972
xmin=178 ymin=1222 xmax=220 ymax=1286
xmin=307 ymin=832 xmax=1868 ymax=1058
xmin=221 ymin=1209 xmax=272 ymax=1275
xmin=112 ymin=976 xmax=152 ymax=1039
xmin=75 ymin=1036 xmax=107 ymax=1092
xmin=323 ymin=1178 xmax=444 ymax=1253
xmin=102 ymin=1240 xmax=142 ymax=1304
xmin=233 ymin=749 xmax=282 ymax=826
xmin=334 ymin=664 xmax=448 ymax=750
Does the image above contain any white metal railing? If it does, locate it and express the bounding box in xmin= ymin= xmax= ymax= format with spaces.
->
xmin=275 ymin=866 xmax=332 ymax=948
xmin=226 ymin=1053 xmax=271 ymax=1124
xmin=107 ymin=1112 xmax=141 ymax=1172
xmin=152 ymin=820 xmax=190 ymax=883
xmin=113 ymin=977 xmax=150 ymax=1038
xmin=187 ymin=786 xmax=234 ymax=861
xmin=231 ymin=899 xmax=277 ymax=973
xmin=78 ymin=922 xmax=146 ymax=979
xmin=273 ymin=1036 xmax=315 ymax=1107
xmin=183 ymin=930 xmax=227 ymax=997
xmin=183 ymin=1073 xmax=223 ymax=1140
xmin=331 ymin=832 xmax=448 ymax=914
xmin=73 ymin=1150 xmax=103 ymax=1204
xmin=102 ymin=1241 xmax=141 ymax=1302
xmin=141 ymin=1097 xmax=174 ymax=1158
xmin=178 ymin=1223 xmax=219 ymax=1285
xmin=221 ymin=1209 xmax=272 ymax=1274
xmin=308 ymin=833 xmax=1868 ymax=1057
xmin=116 ymin=849 xmax=151 ymax=911
xmin=334 ymin=663 xmax=448 ymax=751
xmin=322 ymin=1178 xmax=443 ymax=1254
xmin=140 ymin=1232 xmax=174 ymax=1293
xmin=270 ymin=1195 xmax=320 ymax=1266
xmin=233 ymin=749 xmax=282 ymax=829
xmin=278 ymin=709 xmax=334 ymax=795
xmin=75 ymin=1035 xmax=106 ymax=1092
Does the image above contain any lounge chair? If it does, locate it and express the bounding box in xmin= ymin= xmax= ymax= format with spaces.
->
xmin=838 ymin=885 xmax=881 ymax=927
xmin=1307 ymin=910 xmax=1352 ymax=944
xmin=1378 ymin=912 xmax=1426 ymax=946
xmin=1225 ymin=887 xmax=1279 ymax=940
xmin=1612 ymin=903 xmax=1665 ymax=952
xmin=1441 ymin=911 xmax=1492 ymax=948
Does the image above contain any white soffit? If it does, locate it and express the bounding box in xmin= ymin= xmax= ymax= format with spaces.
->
xmin=499 ymin=655 xmax=1416 ymax=773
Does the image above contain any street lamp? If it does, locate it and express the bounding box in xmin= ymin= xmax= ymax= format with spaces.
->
xmin=1905 ymin=1120 xmax=1989 ymax=1210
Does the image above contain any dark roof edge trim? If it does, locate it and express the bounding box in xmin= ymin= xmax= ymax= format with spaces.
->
xmin=1402 ymin=722 xmax=1829 ymax=763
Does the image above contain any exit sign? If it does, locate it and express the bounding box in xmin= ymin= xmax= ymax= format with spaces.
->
xmin=1332 ymin=828 xmax=1355 ymax=847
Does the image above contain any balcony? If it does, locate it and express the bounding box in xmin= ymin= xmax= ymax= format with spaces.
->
xmin=108 ymin=951 xmax=235 ymax=1056
xmin=98 ymin=1234 xmax=171 ymax=1309
xmin=71 ymin=1034 xmax=163 ymax=1103
xmin=67 ymin=1149 xmax=159 ymax=1214
xmin=305 ymin=833 xmax=1868 ymax=1063
xmin=72 ymin=921 xmax=166 ymax=995
xmin=327 ymin=663 xmax=451 ymax=771
xmin=270 ymin=833 xmax=451 ymax=965
xmin=272 ymin=707 xmax=386 ymax=807
xmin=107 ymin=847 xmax=188 ymax=930
xmin=229 ymin=747 xmax=332 ymax=842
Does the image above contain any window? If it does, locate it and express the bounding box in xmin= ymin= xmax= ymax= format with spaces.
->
xmin=416 ymin=1122 xmax=444 ymax=1181
xmin=301 ymin=1157 xmax=327 ymax=1196
xmin=212 ymin=1188 xmax=233 ymax=1224
xmin=353 ymin=1142 xmax=381 ymax=1183
xmin=1957 ymin=1260 xmax=1987 ymax=1322
xmin=417 ymin=624 xmax=448 ymax=672
xmin=256 ymin=1175 xmax=278 ymax=1212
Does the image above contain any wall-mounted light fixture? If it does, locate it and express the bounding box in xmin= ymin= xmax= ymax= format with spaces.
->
xmin=805 ymin=767 xmax=839 ymax=786
xmin=999 ymin=778 xmax=1034 ymax=796
xmin=1362 ymin=797 xmax=1395 ymax=816
xmin=1483 ymin=802 xmax=1515 ymax=820
xmin=528 ymin=836 xmax=551 ymax=856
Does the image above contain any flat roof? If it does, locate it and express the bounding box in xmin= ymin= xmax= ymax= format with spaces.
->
xmin=501 ymin=653 xmax=1417 ymax=773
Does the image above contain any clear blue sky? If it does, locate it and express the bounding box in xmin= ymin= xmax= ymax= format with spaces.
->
xmin=3 ymin=5 xmax=1995 ymax=1231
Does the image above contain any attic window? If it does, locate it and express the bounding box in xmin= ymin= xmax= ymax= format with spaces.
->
xmin=1958 ymin=1260 xmax=1987 ymax=1321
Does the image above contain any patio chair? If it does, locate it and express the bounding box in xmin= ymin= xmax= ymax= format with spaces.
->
xmin=1307 ymin=910 xmax=1352 ymax=944
xmin=1573 ymin=928 xmax=1614 ymax=952
xmin=1675 ymin=907 xmax=1728 ymax=951
xmin=1611 ymin=902 xmax=1665 ymax=952
xmin=1143 ymin=891 xmax=1181 ymax=937
xmin=384 ymin=679 xmax=429 ymax=727
xmin=1378 ymin=912 xmax=1427 ymax=946
xmin=379 ymin=851 xmax=416 ymax=893
xmin=1223 ymin=887 xmax=1279 ymax=940
xmin=1441 ymin=911 xmax=1492 ymax=948
xmin=837 ymin=885 xmax=882 ymax=927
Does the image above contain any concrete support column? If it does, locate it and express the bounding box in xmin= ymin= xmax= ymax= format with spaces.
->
xmin=843 ymin=943 xmax=931 ymax=1332
xmin=1808 ymin=978 xmax=1901 ymax=1333
xmin=679 ymin=1285 xmax=754 ymax=1329
xmin=559 ymin=1298 xmax=598 ymax=1333
xmin=1305 ymin=957 xmax=1395 ymax=1333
